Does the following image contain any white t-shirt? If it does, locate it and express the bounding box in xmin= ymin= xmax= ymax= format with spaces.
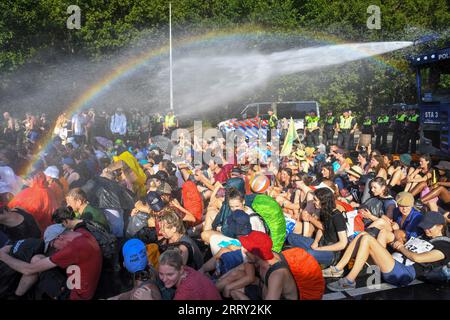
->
xmin=244 ymin=207 xmax=267 ymax=233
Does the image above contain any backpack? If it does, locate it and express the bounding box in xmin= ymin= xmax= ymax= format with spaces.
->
xmin=342 ymin=210 xmax=365 ymax=239
xmin=83 ymin=220 xmax=118 ymax=260
xmin=279 ymin=247 xmax=325 ymax=300
xmin=421 ymin=236 xmax=450 ymax=283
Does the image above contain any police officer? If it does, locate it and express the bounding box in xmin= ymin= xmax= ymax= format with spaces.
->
xmin=336 ymin=109 xmax=357 ymax=150
xmin=391 ymin=108 xmax=407 ymax=153
xmin=322 ymin=111 xmax=336 ymax=147
xmin=164 ymin=111 xmax=178 ymax=138
xmin=360 ymin=114 xmax=374 ymax=148
xmin=266 ymin=108 xmax=278 ymax=143
xmin=375 ymin=111 xmax=390 ymax=151
xmin=406 ymin=109 xmax=420 ymax=153
xmin=304 ymin=110 xmax=320 ymax=147
xmin=152 ymin=113 xmax=164 ymax=136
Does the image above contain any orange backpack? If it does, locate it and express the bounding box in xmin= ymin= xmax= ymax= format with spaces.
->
xmin=280 ymin=247 xmax=325 ymax=300
xmin=181 ymin=180 xmax=204 ymax=225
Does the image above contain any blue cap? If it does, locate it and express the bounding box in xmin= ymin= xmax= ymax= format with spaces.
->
xmin=62 ymin=157 xmax=75 ymax=166
xmin=122 ymin=239 xmax=148 ymax=273
xmin=418 ymin=211 xmax=445 ymax=230
xmin=146 ymin=191 xmax=165 ymax=212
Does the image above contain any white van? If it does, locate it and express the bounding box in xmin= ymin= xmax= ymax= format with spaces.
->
xmin=218 ymin=101 xmax=320 ymax=141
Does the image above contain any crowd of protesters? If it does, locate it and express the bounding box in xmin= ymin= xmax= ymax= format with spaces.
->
xmin=0 ymin=107 xmax=449 ymax=301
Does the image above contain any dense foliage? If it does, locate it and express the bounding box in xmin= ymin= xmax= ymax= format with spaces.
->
xmin=1 ymin=0 xmax=449 ymax=119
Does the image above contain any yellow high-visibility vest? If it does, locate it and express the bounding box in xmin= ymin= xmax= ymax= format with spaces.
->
xmin=165 ymin=115 xmax=176 ymax=128
xmin=306 ymin=116 xmax=319 ymax=130
xmin=339 ymin=115 xmax=354 ymax=129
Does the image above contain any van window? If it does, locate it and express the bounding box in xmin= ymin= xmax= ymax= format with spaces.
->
xmin=276 ymin=103 xmax=318 ymax=119
xmin=242 ymin=106 xmax=258 ymax=119
xmin=258 ymin=104 xmax=273 ymax=116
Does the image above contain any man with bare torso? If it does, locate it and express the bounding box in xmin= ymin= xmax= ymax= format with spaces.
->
xmin=230 ymin=231 xmax=298 ymax=300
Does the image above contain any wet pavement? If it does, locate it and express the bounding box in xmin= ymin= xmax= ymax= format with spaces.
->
xmin=323 ymin=266 xmax=450 ymax=300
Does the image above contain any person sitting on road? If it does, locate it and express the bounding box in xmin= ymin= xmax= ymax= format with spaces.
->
xmin=325 ymin=211 xmax=450 ymax=291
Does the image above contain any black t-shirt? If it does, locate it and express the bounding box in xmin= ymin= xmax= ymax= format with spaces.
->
xmin=413 ymin=239 xmax=450 ymax=278
xmin=0 ymin=238 xmax=45 ymax=298
xmin=320 ymin=210 xmax=347 ymax=246
xmin=0 ymin=208 xmax=42 ymax=241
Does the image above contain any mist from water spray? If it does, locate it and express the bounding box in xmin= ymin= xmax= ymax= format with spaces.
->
xmin=159 ymin=41 xmax=413 ymax=115
xmin=0 ymin=36 xmax=413 ymax=118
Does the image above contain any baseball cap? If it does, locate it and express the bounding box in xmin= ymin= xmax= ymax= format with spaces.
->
xmin=239 ymin=231 xmax=274 ymax=261
xmin=400 ymin=154 xmax=412 ymax=166
xmin=418 ymin=211 xmax=446 ymax=230
xmin=43 ymin=224 xmax=66 ymax=252
xmin=135 ymin=151 xmax=145 ymax=161
xmin=122 ymin=239 xmax=148 ymax=273
xmin=61 ymin=157 xmax=75 ymax=166
xmin=43 ymin=166 xmax=60 ymax=179
xmin=146 ymin=191 xmax=165 ymax=212
xmin=435 ymin=161 xmax=450 ymax=171
xmin=317 ymin=144 xmax=326 ymax=155
xmin=396 ymin=192 xmax=414 ymax=207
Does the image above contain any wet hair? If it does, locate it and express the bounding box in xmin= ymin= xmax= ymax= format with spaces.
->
xmin=419 ymin=154 xmax=432 ymax=170
xmin=371 ymin=155 xmax=387 ymax=173
xmin=159 ymin=209 xmax=185 ymax=235
xmin=358 ymin=151 xmax=369 ymax=162
xmin=134 ymin=265 xmax=158 ymax=283
xmin=384 ymin=154 xmax=393 ymax=165
xmin=392 ymin=159 xmax=402 ymax=169
xmin=159 ymin=249 xmax=183 ymax=271
xmin=281 ymin=167 xmax=292 ymax=176
xmin=295 ymin=172 xmax=313 ymax=185
xmin=370 ymin=177 xmax=389 ymax=196
xmin=371 ymin=149 xmax=382 ymax=157
xmin=52 ymin=206 xmax=76 ymax=223
xmin=66 ymin=188 xmax=88 ymax=203
xmin=227 ymin=187 xmax=244 ymax=202
xmin=313 ymin=188 xmax=336 ymax=226
xmin=320 ymin=164 xmax=335 ymax=180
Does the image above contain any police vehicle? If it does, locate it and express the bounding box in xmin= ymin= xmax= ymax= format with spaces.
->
xmin=217 ymin=101 xmax=320 ymax=141
xmin=409 ymin=45 xmax=450 ymax=156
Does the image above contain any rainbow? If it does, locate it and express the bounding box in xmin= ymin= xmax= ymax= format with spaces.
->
xmin=21 ymin=24 xmax=408 ymax=176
